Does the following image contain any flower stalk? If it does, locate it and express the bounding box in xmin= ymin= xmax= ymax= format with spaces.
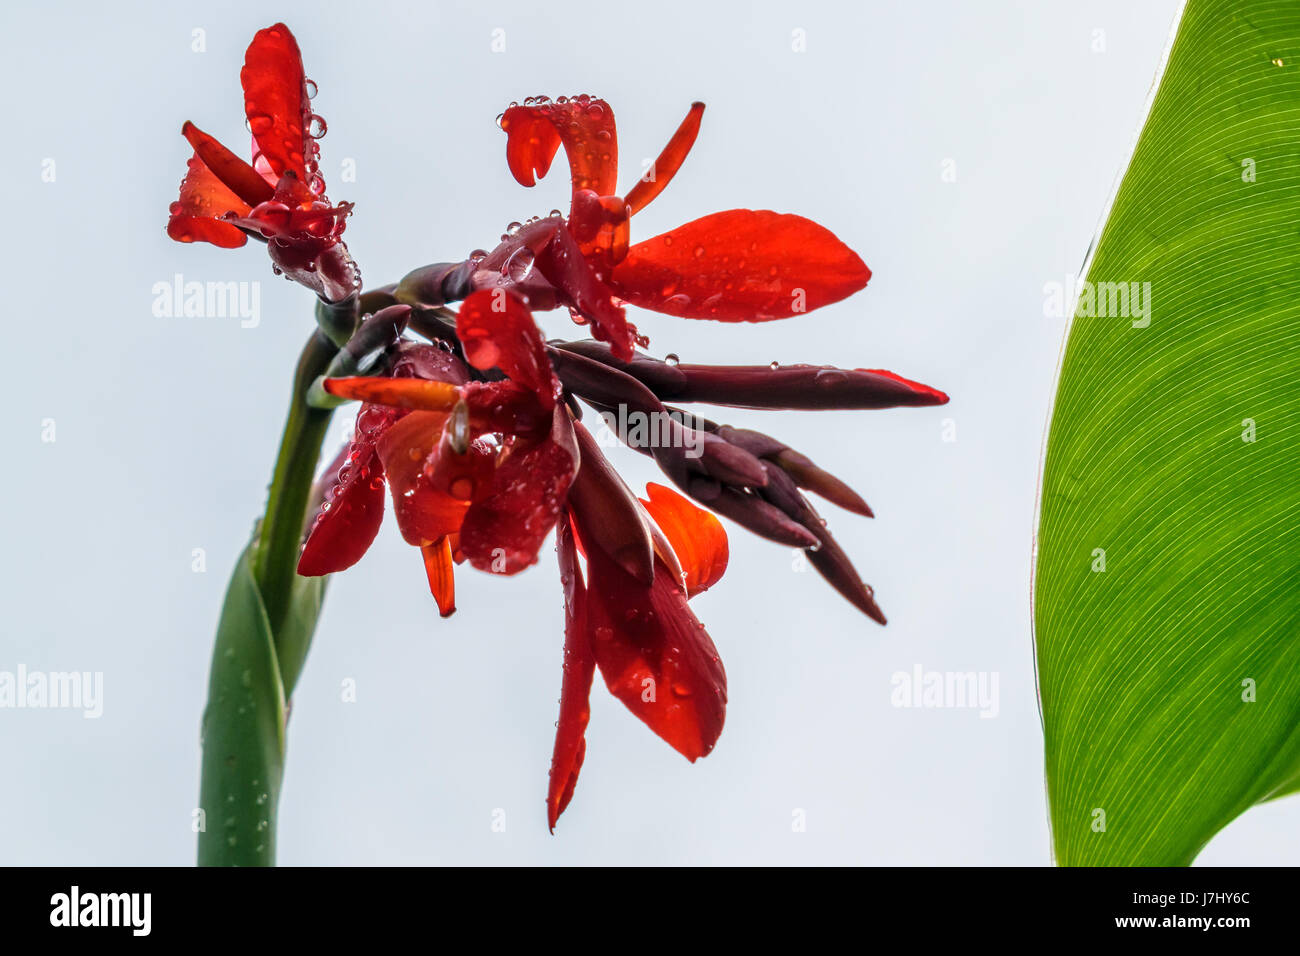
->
xmin=199 ymin=329 xmax=337 ymax=867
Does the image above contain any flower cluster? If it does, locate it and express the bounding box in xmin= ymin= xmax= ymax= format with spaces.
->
xmin=169 ymin=24 xmax=948 ymax=830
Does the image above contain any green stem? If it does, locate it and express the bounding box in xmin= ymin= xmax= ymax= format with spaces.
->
xmin=198 ymin=329 xmax=339 ymax=867
xmin=252 ymin=330 xmax=336 ymax=661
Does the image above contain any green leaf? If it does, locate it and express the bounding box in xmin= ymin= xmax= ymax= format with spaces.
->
xmin=198 ymin=546 xmax=286 ymax=867
xmin=279 ymin=572 xmax=327 ymax=698
xmin=1036 ymin=0 xmax=1300 ymax=865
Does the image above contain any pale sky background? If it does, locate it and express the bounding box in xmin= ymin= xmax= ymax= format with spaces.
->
xmin=3 ymin=0 xmax=1296 ymax=865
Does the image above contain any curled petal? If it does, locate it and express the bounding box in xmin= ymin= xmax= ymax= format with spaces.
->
xmin=501 ymin=97 xmax=618 ymax=200
xmin=579 ymin=544 xmax=727 ymax=762
xmin=501 ymin=107 xmax=562 ymax=187
xmin=241 ymin=22 xmax=317 ymax=187
xmin=548 ymin=519 xmax=595 ymax=831
xmin=623 ymin=102 xmax=704 ymax=217
xmin=610 ymin=210 xmax=870 ymax=321
xmin=456 ymin=289 xmax=560 ymax=409
xmin=459 ymin=404 xmax=579 ymax=574
xmin=422 ymin=536 xmax=457 ymax=617
xmin=639 ymin=483 xmax=728 ymax=597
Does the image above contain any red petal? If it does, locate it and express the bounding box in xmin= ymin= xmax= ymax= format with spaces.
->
xmin=181 ymin=122 xmax=274 ymax=208
xmin=610 ymin=210 xmax=870 ymax=321
xmin=298 ymin=404 xmax=398 ymax=575
xmin=422 ymin=536 xmax=457 ymax=617
xmin=502 ymin=108 xmax=562 ymax=188
xmin=500 ymin=97 xmax=618 ymax=200
xmin=456 ymin=289 xmax=560 ymax=410
xmin=375 ymin=411 xmax=467 ymax=545
xmin=533 ymin=225 xmax=637 ymax=361
xmin=240 ymin=23 xmax=317 ymax=187
xmin=639 ymin=482 xmax=728 ymax=597
xmin=459 ymin=404 xmax=578 ymax=575
xmin=167 ymin=152 xmax=251 ymax=247
xmin=581 ymin=547 xmax=727 ymax=761
xmin=623 ymin=102 xmax=704 ymax=216
xmin=547 ymin=518 xmax=595 ymax=831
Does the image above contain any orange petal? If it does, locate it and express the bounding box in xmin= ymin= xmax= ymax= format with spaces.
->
xmin=323 ymin=377 xmax=461 ymax=412
xmin=181 ymin=122 xmax=274 ymax=208
xmin=240 ymin=23 xmax=316 ymax=185
xmin=167 ymin=152 xmax=251 ymax=247
xmin=421 ymin=536 xmax=457 ymax=617
xmin=610 ymin=210 xmax=870 ymax=321
xmin=623 ymin=102 xmax=704 ymax=216
xmin=640 ymin=482 xmax=728 ymax=597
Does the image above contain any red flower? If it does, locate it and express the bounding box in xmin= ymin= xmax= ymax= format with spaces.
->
xmin=548 ymin=426 xmax=730 ymax=830
xmin=299 ymin=293 xmax=579 ymax=611
xmin=408 ymin=96 xmax=870 ymax=360
xmin=285 ymin=87 xmax=949 ymax=830
xmin=167 ymin=23 xmax=359 ymax=303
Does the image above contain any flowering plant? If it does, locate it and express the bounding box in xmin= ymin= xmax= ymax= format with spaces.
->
xmin=177 ymin=23 xmax=947 ymax=863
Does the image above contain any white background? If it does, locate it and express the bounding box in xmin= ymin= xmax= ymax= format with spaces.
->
xmin=3 ymin=0 xmax=1295 ymax=864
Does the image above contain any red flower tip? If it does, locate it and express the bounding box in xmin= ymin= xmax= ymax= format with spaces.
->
xmin=422 ymin=537 xmax=457 ymax=617
xmin=624 ymin=101 xmax=705 ymax=216
xmin=858 ymin=369 xmax=949 ymax=406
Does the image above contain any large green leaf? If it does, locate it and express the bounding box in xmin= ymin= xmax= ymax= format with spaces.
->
xmin=1036 ymin=0 xmax=1300 ymax=865
xmin=198 ymin=546 xmax=287 ymax=867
